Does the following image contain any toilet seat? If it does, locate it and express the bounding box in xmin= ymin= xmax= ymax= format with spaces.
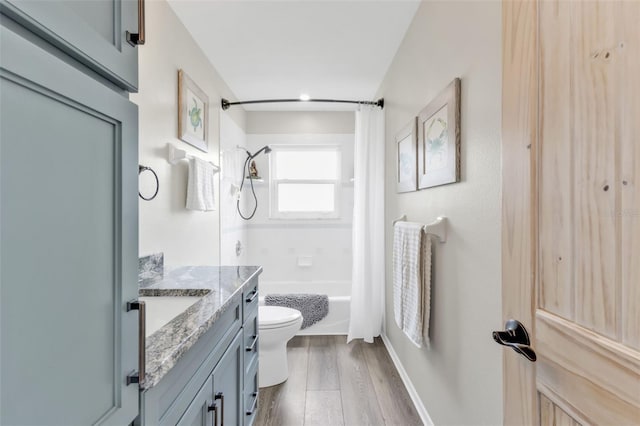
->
xmin=259 ymin=306 xmax=302 ymax=330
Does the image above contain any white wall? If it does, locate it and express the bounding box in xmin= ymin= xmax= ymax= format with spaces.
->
xmin=245 ymin=112 xmax=354 ymax=284
xmin=131 ymin=0 xmax=245 ymax=266
xmin=377 ymin=2 xmax=503 ymax=424
xmin=246 ymin=111 xmax=355 ymax=134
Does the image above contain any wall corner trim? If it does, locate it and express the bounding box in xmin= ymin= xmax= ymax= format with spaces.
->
xmin=381 ymin=334 xmax=434 ymax=426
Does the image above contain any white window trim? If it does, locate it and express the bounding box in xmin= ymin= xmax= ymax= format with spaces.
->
xmin=269 ymin=144 xmax=342 ymax=220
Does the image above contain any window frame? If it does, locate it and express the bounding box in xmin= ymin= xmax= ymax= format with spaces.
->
xmin=268 ymin=144 xmax=342 ymax=220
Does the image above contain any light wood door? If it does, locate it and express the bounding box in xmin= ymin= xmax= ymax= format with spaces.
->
xmin=502 ymin=0 xmax=640 ymax=424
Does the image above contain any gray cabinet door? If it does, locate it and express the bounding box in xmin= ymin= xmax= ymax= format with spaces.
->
xmin=244 ymin=364 xmax=259 ymax=426
xmin=0 ymin=0 xmax=139 ymax=91
xmin=177 ymin=377 xmax=214 ymax=426
xmin=0 ymin=20 xmax=138 ymax=426
xmin=212 ymin=333 xmax=243 ymax=426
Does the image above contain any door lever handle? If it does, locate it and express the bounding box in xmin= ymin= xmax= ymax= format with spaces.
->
xmin=492 ymin=319 xmax=537 ymax=362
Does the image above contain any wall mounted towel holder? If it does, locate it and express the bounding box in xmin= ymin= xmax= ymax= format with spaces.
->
xmin=168 ymin=143 xmax=220 ymax=172
xmin=393 ymin=215 xmax=448 ymax=243
xmin=138 ymin=165 xmax=159 ymax=201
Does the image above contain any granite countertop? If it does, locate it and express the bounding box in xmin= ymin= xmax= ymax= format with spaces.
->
xmin=139 ymin=265 xmax=262 ymax=389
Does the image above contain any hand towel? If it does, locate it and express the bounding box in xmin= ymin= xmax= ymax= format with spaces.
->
xmin=186 ymin=157 xmax=216 ymax=211
xmin=393 ymin=221 xmax=433 ymax=348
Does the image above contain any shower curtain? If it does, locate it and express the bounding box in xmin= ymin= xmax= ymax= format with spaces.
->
xmin=347 ymin=105 xmax=385 ymax=343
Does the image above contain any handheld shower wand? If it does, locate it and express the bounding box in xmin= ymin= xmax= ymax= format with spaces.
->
xmin=237 ymin=145 xmax=271 ymax=220
xmin=236 ymin=145 xmax=272 ymax=159
xmin=249 ymin=145 xmax=272 ymax=159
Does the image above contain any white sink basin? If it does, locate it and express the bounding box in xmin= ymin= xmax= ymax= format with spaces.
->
xmin=139 ymin=296 xmax=202 ymax=337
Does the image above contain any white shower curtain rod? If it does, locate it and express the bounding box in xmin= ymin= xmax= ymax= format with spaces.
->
xmin=221 ymin=97 xmax=384 ymax=110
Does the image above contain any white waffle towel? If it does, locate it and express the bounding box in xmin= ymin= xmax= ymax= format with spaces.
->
xmin=186 ymin=157 xmax=216 ymax=211
xmin=393 ymin=221 xmax=433 ymax=348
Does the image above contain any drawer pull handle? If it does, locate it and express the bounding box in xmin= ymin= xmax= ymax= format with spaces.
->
xmin=126 ymin=0 xmax=146 ymax=46
xmin=245 ymin=289 xmax=258 ymax=303
xmin=208 ymin=401 xmax=218 ymax=426
xmin=126 ymin=300 xmax=145 ymax=387
xmin=246 ymin=392 xmax=258 ymax=415
xmin=246 ymin=335 xmax=258 ymax=352
xmin=215 ymin=392 xmax=224 ymax=426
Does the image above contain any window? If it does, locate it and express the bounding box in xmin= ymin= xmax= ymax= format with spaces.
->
xmin=269 ymin=145 xmax=342 ymax=219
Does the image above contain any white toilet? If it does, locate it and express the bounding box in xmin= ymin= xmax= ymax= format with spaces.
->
xmin=258 ymin=306 xmax=303 ymax=388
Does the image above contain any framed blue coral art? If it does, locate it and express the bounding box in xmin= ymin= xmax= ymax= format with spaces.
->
xmin=417 ymin=78 xmax=461 ymax=189
xmin=178 ymin=69 xmax=209 ymax=152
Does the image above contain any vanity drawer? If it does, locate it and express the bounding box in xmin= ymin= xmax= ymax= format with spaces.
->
xmin=243 ymin=308 xmax=259 ymax=375
xmin=243 ymin=277 xmax=259 ymax=323
xmin=244 ymin=362 xmax=259 ymax=426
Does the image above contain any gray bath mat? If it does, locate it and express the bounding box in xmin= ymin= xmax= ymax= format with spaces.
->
xmin=264 ymin=293 xmax=329 ymax=329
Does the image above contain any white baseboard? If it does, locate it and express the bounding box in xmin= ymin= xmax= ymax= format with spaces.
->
xmin=380 ymin=334 xmax=434 ymax=426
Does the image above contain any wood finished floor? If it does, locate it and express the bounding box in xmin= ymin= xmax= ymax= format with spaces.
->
xmin=255 ymin=336 xmax=422 ymax=426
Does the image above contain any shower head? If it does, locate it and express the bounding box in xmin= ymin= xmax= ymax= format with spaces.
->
xmin=237 ymin=145 xmax=272 ymax=160
xmin=249 ymin=145 xmax=272 ymax=159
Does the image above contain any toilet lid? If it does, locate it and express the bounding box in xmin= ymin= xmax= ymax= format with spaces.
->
xmin=259 ymin=306 xmax=302 ymax=329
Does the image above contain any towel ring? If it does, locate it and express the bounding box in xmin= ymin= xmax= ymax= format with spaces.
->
xmin=138 ymin=165 xmax=159 ymax=201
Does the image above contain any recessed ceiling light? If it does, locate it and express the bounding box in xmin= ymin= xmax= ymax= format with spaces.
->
xmin=299 ymin=93 xmax=311 ymax=101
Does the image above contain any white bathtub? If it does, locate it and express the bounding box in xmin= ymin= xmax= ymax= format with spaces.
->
xmin=258 ymin=281 xmax=350 ymax=335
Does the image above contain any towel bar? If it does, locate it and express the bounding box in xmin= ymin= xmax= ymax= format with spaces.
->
xmin=168 ymin=143 xmax=220 ymax=172
xmin=393 ymin=215 xmax=447 ymax=243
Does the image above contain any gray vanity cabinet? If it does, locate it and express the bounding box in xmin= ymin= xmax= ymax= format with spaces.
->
xmin=138 ymin=300 xmax=242 ymax=426
xmin=244 ymin=363 xmax=259 ymax=426
xmin=211 ymin=333 xmax=243 ymax=426
xmin=176 ymin=333 xmax=241 ymax=426
xmin=140 ymin=279 xmax=260 ymax=426
xmin=243 ymin=310 xmax=259 ymax=426
xmin=243 ymin=278 xmax=260 ymax=426
xmin=0 ymin=18 xmax=139 ymax=426
xmin=0 ymin=0 xmax=140 ymax=90
xmin=177 ymin=376 xmax=214 ymax=426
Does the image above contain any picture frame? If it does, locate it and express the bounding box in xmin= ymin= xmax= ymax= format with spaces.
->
xmin=178 ymin=69 xmax=209 ymax=152
xmin=417 ymin=78 xmax=461 ymax=189
xmin=396 ymin=118 xmax=418 ymax=193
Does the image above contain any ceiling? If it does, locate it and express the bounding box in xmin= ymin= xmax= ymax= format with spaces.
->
xmin=167 ymin=0 xmax=421 ymax=111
